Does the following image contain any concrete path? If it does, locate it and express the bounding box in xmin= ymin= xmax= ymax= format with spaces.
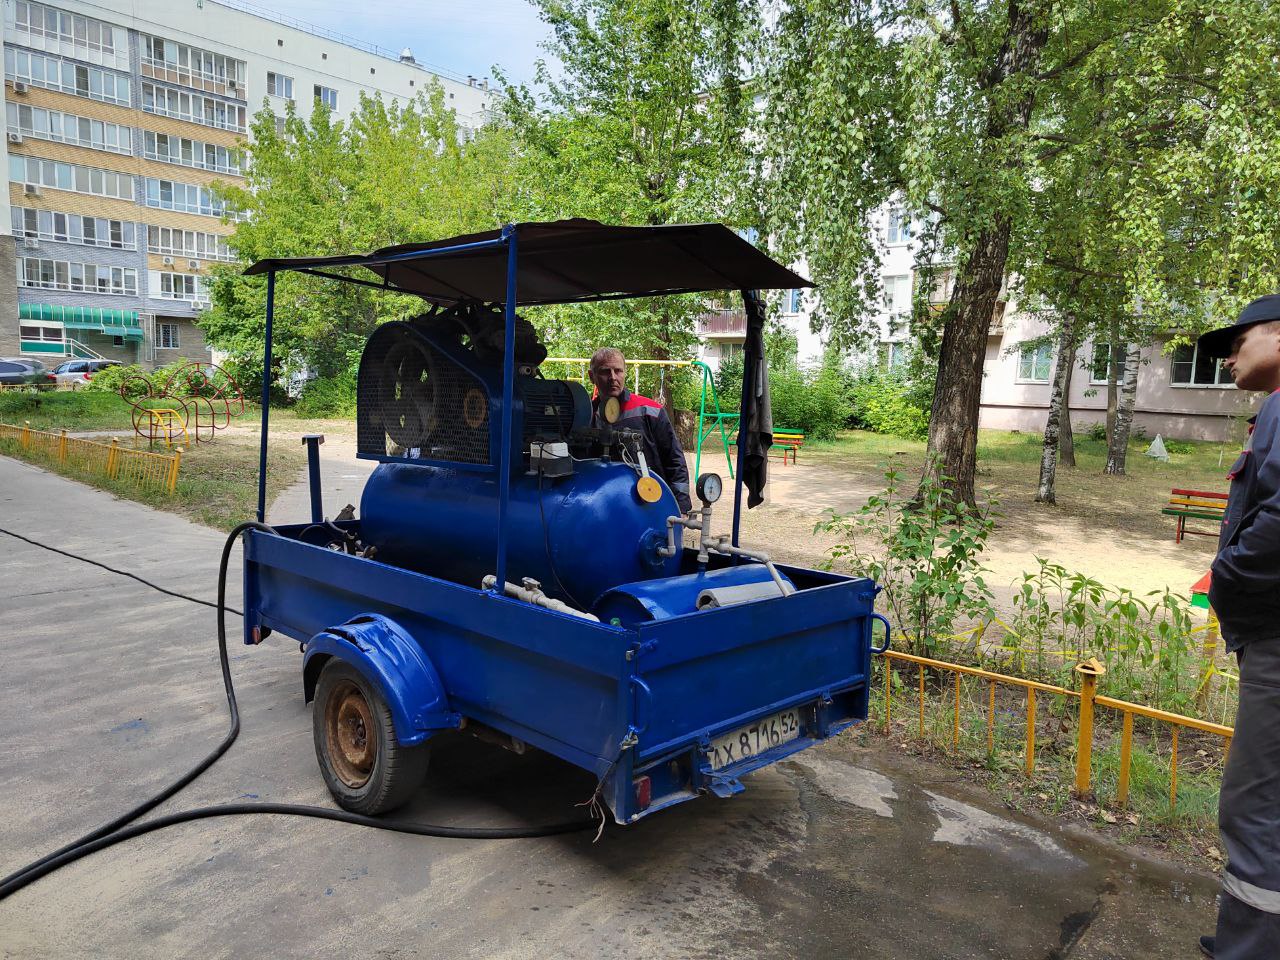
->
xmin=0 ymin=454 xmax=1220 ymax=959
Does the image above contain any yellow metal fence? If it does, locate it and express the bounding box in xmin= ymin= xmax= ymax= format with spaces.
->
xmin=0 ymin=421 xmax=182 ymax=494
xmin=880 ymin=649 xmax=1234 ymax=813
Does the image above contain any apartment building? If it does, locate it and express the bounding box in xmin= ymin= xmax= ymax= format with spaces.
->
xmin=1 ymin=0 xmax=492 ymax=368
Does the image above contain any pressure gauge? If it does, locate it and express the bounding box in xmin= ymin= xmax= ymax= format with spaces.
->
xmin=696 ymin=472 xmax=723 ymax=505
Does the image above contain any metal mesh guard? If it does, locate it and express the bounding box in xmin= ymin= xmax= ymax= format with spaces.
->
xmin=358 ymin=325 xmax=490 ymax=465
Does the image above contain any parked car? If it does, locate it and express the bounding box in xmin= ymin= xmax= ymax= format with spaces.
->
xmin=0 ymin=358 xmax=48 ymax=386
xmin=48 ymin=359 xmax=121 ymax=388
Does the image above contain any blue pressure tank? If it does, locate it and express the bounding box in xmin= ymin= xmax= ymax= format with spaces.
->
xmin=360 ymin=459 xmax=684 ymax=608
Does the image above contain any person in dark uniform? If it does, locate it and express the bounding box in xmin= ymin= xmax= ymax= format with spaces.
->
xmin=1196 ymin=297 xmax=1280 ymax=959
xmin=588 ymin=347 xmax=692 ymax=513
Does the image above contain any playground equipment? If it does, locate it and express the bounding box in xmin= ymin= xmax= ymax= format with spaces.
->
xmin=122 ymin=360 xmax=246 ymax=447
xmin=239 ymin=219 xmax=887 ymax=824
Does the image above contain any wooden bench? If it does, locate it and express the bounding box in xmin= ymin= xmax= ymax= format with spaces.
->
xmin=1162 ymin=488 xmax=1228 ymax=543
xmin=727 ymin=429 xmax=806 ymax=465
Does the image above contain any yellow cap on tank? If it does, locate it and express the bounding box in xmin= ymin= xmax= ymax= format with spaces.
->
xmin=635 ymin=476 xmax=662 ymax=503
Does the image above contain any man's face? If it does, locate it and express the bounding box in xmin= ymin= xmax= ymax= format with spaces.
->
xmin=590 ymin=354 xmax=626 ymax=400
xmin=1224 ymin=323 xmax=1280 ymax=393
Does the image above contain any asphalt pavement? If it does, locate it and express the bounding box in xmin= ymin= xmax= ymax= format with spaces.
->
xmin=0 ymin=453 xmax=1221 ymax=959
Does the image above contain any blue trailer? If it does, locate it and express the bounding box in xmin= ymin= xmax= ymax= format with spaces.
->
xmin=240 ymin=220 xmax=888 ymax=825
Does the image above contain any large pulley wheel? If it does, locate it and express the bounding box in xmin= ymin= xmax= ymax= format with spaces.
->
xmin=381 ymin=340 xmax=438 ymax=448
xmin=312 ymin=659 xmax=430 ymax=815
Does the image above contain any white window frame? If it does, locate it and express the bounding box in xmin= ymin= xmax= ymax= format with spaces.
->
xmin=143 ymin=177 xmax=228 ymax=218
xmin=12 ymin=206 xmax=136 ymax=250
xmin=150 ymin=271 xmax=210 ymax=306
xmin=3 ymin=47 xmax=130 ymax=106
xmin=147 ymin=226 xmax=233 ymax=262
xmin=13 ymin=1 xmax=122 ymax=56
xmin=313 ymin=84 xmax=339 ymax=112
xmin=6 ymin=102 xmax=131 ymax=154
xmin=19 ymin=256 xmax=137 ymax=295
xmin=141 ymin=81 xmax=247 ymax=133
xmin=267 ymin=71 xmax=294 ymax=100
xmin=1170 ymin=342 xmax=1235 ymax=389
xmin=886 ymin=207 xmax=912 ymax=245
xmin=1016 ymin=343 xmax=1054 ymax=384
xmin=1089 ymin=342 xmax=1115 ymax=385
xmin=143 ymin=131 xmax=242 ymax=175
xmin=140 ymin=35 xmax=245 ymax=97
xmin=9 ymin=154 xmax=134 ymax=200
xmin=157 ymin=322 xmax=181 ymax=349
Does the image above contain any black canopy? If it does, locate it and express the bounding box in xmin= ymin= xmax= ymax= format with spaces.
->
xmin=243 ymin=218 xmax=811 ymax=305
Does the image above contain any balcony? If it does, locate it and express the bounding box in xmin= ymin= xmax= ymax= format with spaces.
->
xmin=140 ymin=58 xmax=246 ymax=102
xmin=698 ymin=308 xmax=746 ymax=338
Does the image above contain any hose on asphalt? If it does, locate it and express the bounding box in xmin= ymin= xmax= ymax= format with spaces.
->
xmin=0 ymin=522 xmax=595 ymax=903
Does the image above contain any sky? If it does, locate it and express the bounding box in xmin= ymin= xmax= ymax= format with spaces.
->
xmin=234 ymin=0 xmax=557 ymax=89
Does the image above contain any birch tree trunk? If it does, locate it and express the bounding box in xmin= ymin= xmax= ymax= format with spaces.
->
xmin=1104 ymin=343 xmax=1141 ymax=474
xmin=1036 ymin=319 xmax=1078 ymax=503
xmin=1105 ymin=325 xmax=1121 ymax=445
xmin=1059 ymin=350 xmax=1077 ymax=467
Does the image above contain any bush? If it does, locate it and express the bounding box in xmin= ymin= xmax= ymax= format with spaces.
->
xmin=293 ymin=374 xmax=357 ymax=418
xmin=1086 ymin=422 xmax=1108 ymax=442
xmin=83 ymin=363 xmax=151 ymax=398
xmin=817 ymin=460 xmax=997 ymax=658
xmin=848 ymin=366 xmax=930 ymax=441
xmin=768 ymin=359 xmax=851 ymax=440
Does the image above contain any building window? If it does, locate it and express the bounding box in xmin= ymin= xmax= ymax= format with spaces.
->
xmin=6 ymin=103 xmax=131 ymax=154
xmin=882 ymin=273 xmax=911 ymax=323
xmin=314 ymin=85 xmax=339 ymax=111
xmin=1017 ymin=343 xmax=1054 ymax=383
xmin=13 ymin=1 xmax=122 ymax=56
xmin=1089 ymin=342 xmax=1115 ymax=384
xmin=886 ymin=207 xmax=912 ymax=245
xmin=12 ymin=207 xmax=136 ymax=250
xmin=157 ymin=323 xmax=180 ymax=349
xmin=143 ymin=177 xmax=230 ymax=218
xmin=8 ymin=155 xmax=134 ymax=200
xmin=142 ymin=81 xmax=247 ymax=133
xmin=147 ymin=226 xmax=233 ymax=262
xmin=266 ymin=71 xmax=293 ymax=100
xmin=3 ymin=48 xmax=130 ymax=106
xmin=140 ymin=35 xmax=245 ymax=97
xmin=720 ymin=342 xmax=744 ymax=360
xmin=19 ymin=257 xmax=137 ymax=295
xmin=1171 ymin=343 xmax=1234 ymax=388
xmin=882 ymin=342 xmax=909 ymax=370
xmin=786 ymin=289 xmax=803 ymax=314
xmin=143 ymin=131 xmax=242 ymax=175
xmin=150 ymin=272 xmax=209 ymax=305
xmin=19 ymin=324 xmax=65 ymax=344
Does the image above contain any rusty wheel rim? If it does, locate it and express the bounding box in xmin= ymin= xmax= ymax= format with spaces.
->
xmin=324 ymin=680 xmax=376 ymax=788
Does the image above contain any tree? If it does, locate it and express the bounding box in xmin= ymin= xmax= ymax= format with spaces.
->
xmin=499 ymin=0 xmax=752 ymax=369
xmin=761 ymin=0 xmax=1280 ymax=506
xmin=204 ymin=87 xmax=520 ymax=379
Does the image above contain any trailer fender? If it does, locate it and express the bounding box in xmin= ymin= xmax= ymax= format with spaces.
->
xmin=302 ymin=614 xmax=460 ymax=746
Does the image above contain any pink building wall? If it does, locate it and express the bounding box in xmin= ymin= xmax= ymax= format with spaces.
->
xmin=979 ymin=314 xmax=1260 ymax=442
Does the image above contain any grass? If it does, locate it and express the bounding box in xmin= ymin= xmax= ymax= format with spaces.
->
xmin=0 ymin=400 xmax=305 ymax=531
xmin=805 ymin=427 xmax=1237 ymax=519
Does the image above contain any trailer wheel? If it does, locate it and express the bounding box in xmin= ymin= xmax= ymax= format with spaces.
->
xmin=313 ymin=659 xmax=430 ymax=815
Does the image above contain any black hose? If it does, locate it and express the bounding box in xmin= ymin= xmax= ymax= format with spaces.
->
xmin=0 ymin=522 xmax=595 ymax=903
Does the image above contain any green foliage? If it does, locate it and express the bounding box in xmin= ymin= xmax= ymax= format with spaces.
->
xmin=500 ymin=0 xmax=754 ymax=360
xmin=206 ymin=86 xmax=521 ymax=382
xmin=293 ymin=375 xmax=358 ymax=419
xmin=768 ymin=360 xmax=851 ymax=440
xmin=1086 ymin=422 xmax=1108 ymax=442
xmin=817 ymin=462 xmax=998 ymax=657
xmin=848 ymin=367 xmax=929 ymax=441
xmin=0 ymin=390 xmax=135 ymax=431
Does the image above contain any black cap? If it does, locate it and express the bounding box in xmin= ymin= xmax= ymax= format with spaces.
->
xmin=1197 ymin=294 xmax=1280 ymax=358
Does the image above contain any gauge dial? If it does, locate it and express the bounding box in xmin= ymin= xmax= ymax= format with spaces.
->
xmin=602 ymin=396 xmax=621 ymax=424
xmin=696 ymin=472 xmax=723 ymax=505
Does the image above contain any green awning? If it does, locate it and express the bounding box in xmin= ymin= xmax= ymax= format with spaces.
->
xmin=19 ymin=304 xmax=144 ymax=340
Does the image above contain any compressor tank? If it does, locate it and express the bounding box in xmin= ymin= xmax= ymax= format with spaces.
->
xmin=360 ymin=459 xmax=683 ymax=608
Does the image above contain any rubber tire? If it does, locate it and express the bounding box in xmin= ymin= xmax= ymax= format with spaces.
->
xmin=312 ymin=659 xmax=430 ymax=815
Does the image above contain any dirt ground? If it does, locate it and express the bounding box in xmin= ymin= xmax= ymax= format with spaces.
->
xmin=244 ymin=416 xmax=1215 ymax=612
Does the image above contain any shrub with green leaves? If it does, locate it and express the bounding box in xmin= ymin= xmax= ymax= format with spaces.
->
xmin=817 ymin=461 xmax=998 ymax=657
xmin=293 ymin=374 xmax=358 ymax=418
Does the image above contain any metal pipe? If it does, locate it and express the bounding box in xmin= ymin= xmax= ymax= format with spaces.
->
xmin=481 ymin=575 xmax=600 ymax=622
xmin=255 ymin=270 xmax=275 ymax=522
xmin=302 ymin=434 xmax=324 ymax=523
xmin=493 ymin=225 xmax=518 ymax=593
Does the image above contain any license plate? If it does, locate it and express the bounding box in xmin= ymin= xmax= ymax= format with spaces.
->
xmin=708 ymin=708 xmax=803 ymax=771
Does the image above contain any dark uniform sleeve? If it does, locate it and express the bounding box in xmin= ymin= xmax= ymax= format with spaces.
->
xmin=653 ymin=409 xmax=692 ymax=513
xmin=1214 ymin=394 xmax=1280 ymax=593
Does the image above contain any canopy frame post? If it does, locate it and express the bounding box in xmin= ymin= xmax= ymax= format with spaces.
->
xmin=256 ymin=269 xmax=276 ymax=522
xmin=493 ymin=225 xmax=519 ymax=594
